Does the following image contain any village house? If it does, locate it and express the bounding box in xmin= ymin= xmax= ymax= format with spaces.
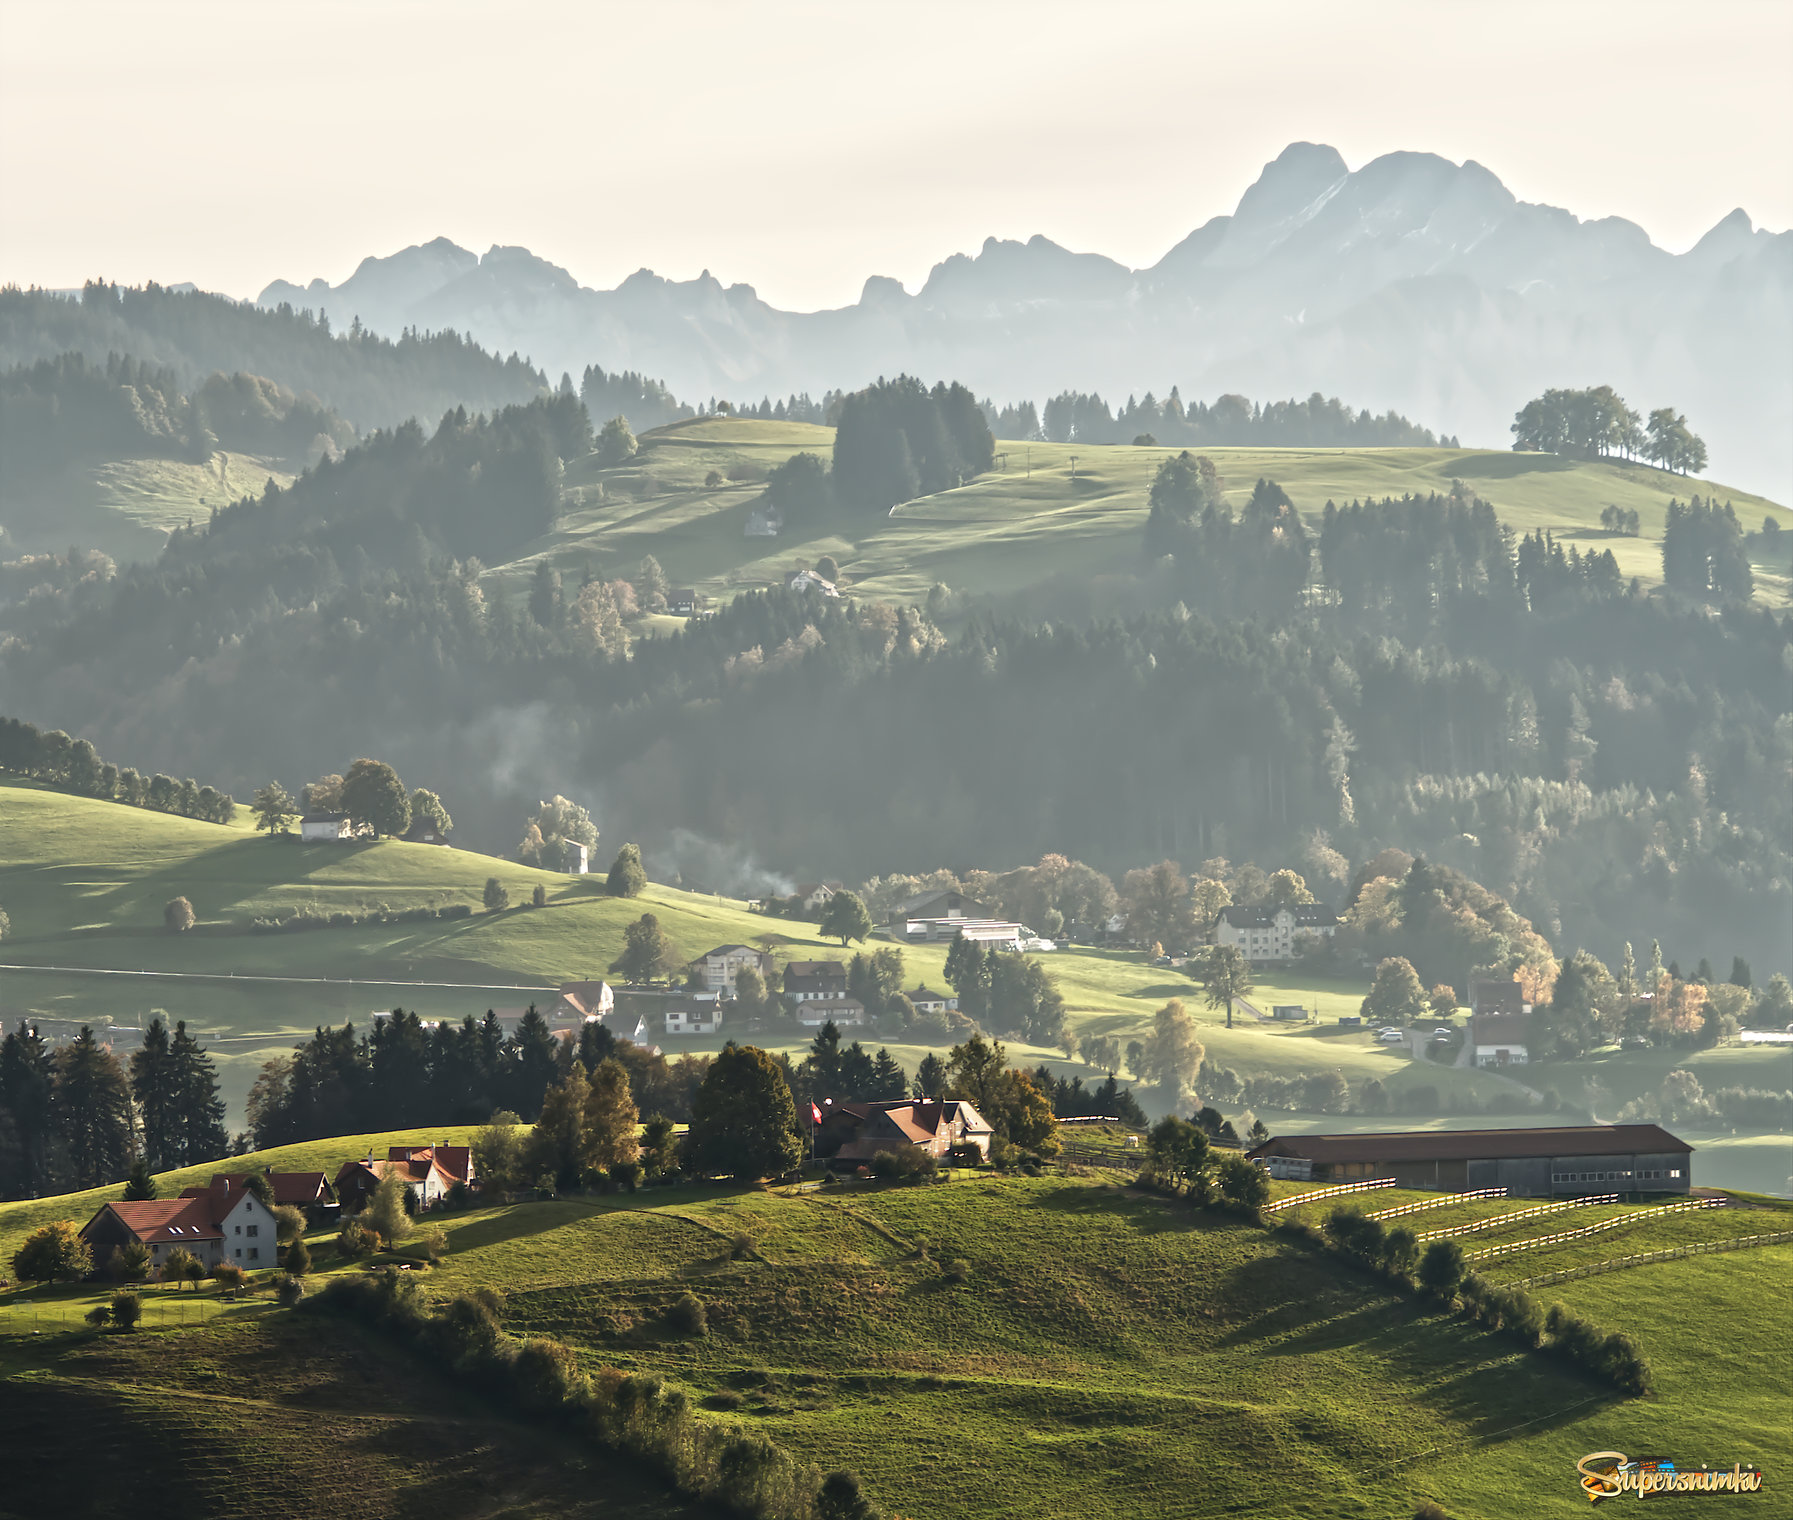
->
xmin=79 ymin=1174 xmax=280 ymax=1276
xmin=299 ymin=812 xmax=353 ymax=842
xmin=784 ymin=568 xmax=838 ymax=598
xmin=1212 ymin=903 xmax=1340 ymax=962
xmin=402 ymin=817 xmax=448 ymax=845
xmin=701 ymin=943 xmax=774 ymax=993
xmin=560 ymin=840 xmax=589 ymax=874
xmin=663 ymin=995 xmax=725 ymax=1036
xmin=1471 ymin=977 xmax=1529 ymax=1017
xmin=1471 ymin=1013 xmax=1532 ymax=1067
xmin=745 ymin=505 xmax=783 ymax=537
xmin=553 ymin=980 xmax=615 ymax=1021
xmin=797 ymin=997 xmax=867 ymax=1029
xmin=817 ymin=1097 xmax=995 ymax=1165
xmin=793 ymin=882 xmax=841 ymax=913
xmin=668 ymin=588 xmax=700 ymax=615
xmin=783 ymin=960 xmax=848 ymax=1003
xmin=335 ymin=1144 xmax=474 ymax=1214
xmin=905 ymin=985 xmax=957 ymax=1015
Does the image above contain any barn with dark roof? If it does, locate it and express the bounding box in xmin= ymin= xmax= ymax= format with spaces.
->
xmin=1245 ymin=1123 xmax=1692 ymax=1197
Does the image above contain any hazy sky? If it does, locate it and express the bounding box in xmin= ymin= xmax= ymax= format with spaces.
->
xmin=3 ymin=0 xmax=1790 ymax=309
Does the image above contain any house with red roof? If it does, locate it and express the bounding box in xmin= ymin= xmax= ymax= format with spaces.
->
xmin=79 ymin=1174 xmax=279 ymax=1277
xmin=334 ymin=1143 xmax=475 ymax=1214
xmin=817 ymin=1098 xmax=994 ymax=1165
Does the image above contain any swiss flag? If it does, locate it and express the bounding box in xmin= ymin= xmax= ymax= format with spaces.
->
xmin=810 ymin=1102 xmax=823 ymax=1125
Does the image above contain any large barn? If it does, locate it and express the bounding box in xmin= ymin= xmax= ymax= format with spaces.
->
xmin=1245 ymin=1124 xmax=1692 ymax=1197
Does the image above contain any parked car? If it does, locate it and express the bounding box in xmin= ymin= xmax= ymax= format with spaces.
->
xmin=1378 ymin=1028 xmax=1406 ymax=1043
xmin=1431 ymin=1028 xmax=1454 ymax=1042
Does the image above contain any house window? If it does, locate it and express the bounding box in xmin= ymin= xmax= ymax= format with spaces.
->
xmin=249 ymin=1249 xmax=259 ymax=1261
xmin=235 ymin=1248 xmax=242 ymax=1259
xmin=247 ymin=1225 xmax=258 ymax=1237
xmin=1670 ymin=1168 xmax=1682 ymax=1179
xmin=234 ymin=1225 xmax=241 ymax=1235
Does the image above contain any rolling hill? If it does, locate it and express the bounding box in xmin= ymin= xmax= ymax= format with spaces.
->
xmin=3 ymin=1162 xmax=1787 ymax=1519
xmin=514 ymin=418 xmax=1791 ymax=613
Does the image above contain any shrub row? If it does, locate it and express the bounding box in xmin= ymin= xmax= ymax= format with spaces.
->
xmin=1282 ymin=1210 xmax=1652 ymax=1395
xmin=251 ymin=901 xmax=473 ymax=932
xmin=303 ymin=1269 xmax=880 ymax=1519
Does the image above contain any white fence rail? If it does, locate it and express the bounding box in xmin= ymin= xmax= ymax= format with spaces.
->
xmin=1264 ymin=1177 xmax=1397 ymax=1213
xmin=1510 ymin=1230 xmax=1793 ymax=1288
xmin=1469 ymin=1198 xmax=1724 ymax=1263
xmin=1419 ymin=1195 xmax=1617 ymax=1243
xmin=1367 ymin=1188 xmax=1507 ymax=1222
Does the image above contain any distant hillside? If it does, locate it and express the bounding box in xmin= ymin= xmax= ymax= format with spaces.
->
xmin=255 ymin=146 xmax=1793 ymax=500
xmin=0 ymin=281 xmax=547 ymax=434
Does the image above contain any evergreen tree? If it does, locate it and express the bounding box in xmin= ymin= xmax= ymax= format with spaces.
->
xmin=605 ymin=842 xmax=647 ymax=897
xmin=129 ymin=1016 xmax=178 ymax=1168
xmin=0 ymin=1022 xmax=57 ymax=1196
xmin=171 ymin=1021 xmax=227 ymax=1165
xmin=54 ymin=1027 xmax=134 ymax=1188
xmin=508 ymin=1007 xmax=559 ymax=1119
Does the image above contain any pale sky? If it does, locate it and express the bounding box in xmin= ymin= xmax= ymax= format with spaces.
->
xmin=2 ymin=0 xmax=1790 ymax=310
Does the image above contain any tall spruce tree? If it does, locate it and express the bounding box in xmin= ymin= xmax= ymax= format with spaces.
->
xmin=171 ymin=1021 xmax=227 ymax=1165
xmin=0 ymin=1022 xmax=57 ymax=1196
xmin=55 ymin=1027 xmax=134 ymax=1188
xmin=130 ymin=1017 xmax=178 ymax=1168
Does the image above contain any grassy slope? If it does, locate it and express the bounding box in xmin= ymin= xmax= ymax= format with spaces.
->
xmin=4 ymin=451 xmax=295 ymax=561
xmin=3 ymin=1160 xmax=1785 ymax=1516
xmin=0 ymin=1312 xmax=702 ymax=1520
xmin=511 ymin=419 xmax=1791 ymax=611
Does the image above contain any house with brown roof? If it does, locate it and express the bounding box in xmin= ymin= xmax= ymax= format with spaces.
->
xmin=818 ymin=1098 xmax=994 ymax=1165
xmin=1245 ymin=1124 xmax=1692 ymax=1197
xmin=784 ymin=960 xmax=847 ymax=1003
xmin=1471 ymin=1013 xmax=1532 ymax=1067
xmin=905 ymin=985 xmax=957 ymax=1015
xmin=554 ymin=980 xmax=615 ymax=1021
xmin=335 ymin=1144 xmax=474 ymax=1214
xmin=79 ymin=1174 xmax=280 ymax=1276
xmin=796 ymin=997 xmax=867 ymax=1029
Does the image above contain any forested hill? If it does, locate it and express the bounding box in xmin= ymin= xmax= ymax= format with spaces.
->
xmin=0 ymin=395 xmax=1787 ymax=973
xmin=0 ymin=282 xmax=548 ymax=432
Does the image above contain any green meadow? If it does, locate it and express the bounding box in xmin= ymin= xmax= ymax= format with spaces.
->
xmin=9 ymin=1163 xmax=1788 ymax=1520
xmin=498 ymin=418 xmax=1791 ymax=613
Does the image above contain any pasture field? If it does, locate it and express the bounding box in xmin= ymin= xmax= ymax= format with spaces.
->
xmin=498 ymin=418 xmax=1791 ymax=613
xmin=0 ymin=1311 xmax=703 ymax=1520
xmin=3 ymin=1148 xmax=1787 ymax=1517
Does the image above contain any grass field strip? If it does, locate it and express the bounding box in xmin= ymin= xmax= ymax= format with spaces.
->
xmin=1418 ymin=1195 xmax=1617 ymax=1242
xmin=1264 ymin=1178 xmax=1397 ymax=1212
xmin=1368 ymin=1188 xmax=1507 ymax=1221
xmin=1468 ymin=1198 xmax=1725 ymax=1262
xmin=1508 ymin=1230 xmax=1793 ymax=1288
xmin=0 ymin=962 xmax=556 ymax=991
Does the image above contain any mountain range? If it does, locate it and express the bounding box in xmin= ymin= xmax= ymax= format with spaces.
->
xmin=260 ymin=143 xmax=1793 ymax=499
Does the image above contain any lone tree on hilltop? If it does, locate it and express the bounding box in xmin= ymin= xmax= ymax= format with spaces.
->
xmin=340 ymin=758 xmax=410 ymax=837
xmin=684 ymin=1044 xmax=802 ymax=1180
xmin=606 ymin=842 xmax=647 ymax=897
xmin=596 ymin=415 xmax=637 ymax=466
xmin=820 ymin=889 xmax=873 ymax=946
xmin=251 ymin=782 xmax=297 ymax=836
xmin=483 ymin=877 xmax=510 ymax=913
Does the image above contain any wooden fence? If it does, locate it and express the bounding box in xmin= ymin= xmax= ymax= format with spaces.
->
xmin=1467 ymin=1197 xmax=1724 ymax=1263
xmin=1510 ymin=1229 xmax=1793 ymax=1288
xmin=1264 ymin=1177 xmax=1397 ymax=1213
xmin=1368 ymin=1188 xmax=1506 ymax=1222
xmin=1418 ymin=1195 xmax=1617 ymax=1243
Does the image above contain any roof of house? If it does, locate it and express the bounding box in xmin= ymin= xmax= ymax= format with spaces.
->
xmin=786 ymin=960 xmax=846 ymax=982
xmin=1246 ymin=1124 xmax=1692 ymax=1165
xmin=181 ymin=1170 xmax=331 ymax=1207
xmin=825 ymin=1098 xmax=993 ymax=1148
xmin=389 ymin=1145 xmax=473 ymax=1184
xmin=300 ymin=811 xmax=348 ymax=824
xmin=90 ymin=1173 xmax=267 ymax=1245
xmin=892 ymin=888 xmax=990 ymax=917
xmin=1471 ymin=1014 xmax=1532 ymax=1046
xmin=1215 ymin=903 xmax=1340 ymax=929
xmin=704 ymin=944 xmax=762 ymax=959
xmin=906 ymin=985 xmax=949 ymax=1004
